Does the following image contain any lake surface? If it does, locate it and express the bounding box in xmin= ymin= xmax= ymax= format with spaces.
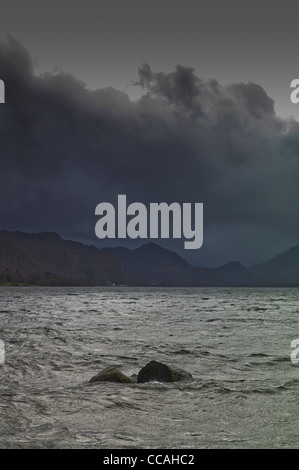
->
xmin=0 ymin=286 xmax=299 ymax=449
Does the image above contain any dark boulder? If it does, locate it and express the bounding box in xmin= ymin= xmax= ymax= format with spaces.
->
xmin=137 ymin=360 xmax=193 ymax=383
xmin=89 ymin=367 xmax=132 ymax=384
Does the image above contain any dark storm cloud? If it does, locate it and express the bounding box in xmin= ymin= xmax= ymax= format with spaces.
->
xmin=136 ymin=63 xmax=276 ymax=119
xmin=1 ymin=36 xmax=299 ymax=266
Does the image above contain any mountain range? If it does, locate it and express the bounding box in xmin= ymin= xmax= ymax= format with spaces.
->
xmin=0 ymin=230 xmax=298 ymax=287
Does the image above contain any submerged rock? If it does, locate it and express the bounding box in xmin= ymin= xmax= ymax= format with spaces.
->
xmin=137 ymin=360 xmax=193 ymax=383
xmin=167 ymin=366 xmax=193 ymax=382
xmin=89 ymin=367 xmax=132 ymax=384
xmin=130 ymin=373 xmax=138 ymax=383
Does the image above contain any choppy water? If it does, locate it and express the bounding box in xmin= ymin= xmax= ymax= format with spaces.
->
xmin=0 ymin=286 xmax=299 ymax=449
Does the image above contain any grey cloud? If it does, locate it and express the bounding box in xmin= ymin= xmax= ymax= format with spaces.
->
xmin=136 ymin=63 xmax=277 ymax=123
xmin=0 ymin=36 xmax=299 ymax=266
xmin=229 ymin=82 xmax=275 ymax=117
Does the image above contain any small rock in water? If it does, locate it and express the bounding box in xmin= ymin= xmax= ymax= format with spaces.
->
xmin=137 ymin=360 xmax=193 ymax=383
xmin=89 ymin=367 xmax=132 ymax=384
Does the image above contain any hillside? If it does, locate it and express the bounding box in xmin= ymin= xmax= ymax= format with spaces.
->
xmin=0 ymin=231 xmax=126 ymax=285
xmin=251 ymin=243 xmax=299 ymax=286
xmin=0 ymin=230 xmax=299 ymax=286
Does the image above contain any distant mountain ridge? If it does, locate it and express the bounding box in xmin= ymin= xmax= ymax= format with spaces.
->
xmin=0 ymin=230 xmax=298 ymax=286
xmin=0 ymin=230 xmax=126 ymax=286
xmin=250 ymin=243 xmax=299 ymax=286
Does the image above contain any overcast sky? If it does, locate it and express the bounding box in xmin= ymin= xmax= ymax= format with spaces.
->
xmin=1 ymin=0 xmax=299 ymax=267
xmin=2 ymin=0 xmax=299 ymax=118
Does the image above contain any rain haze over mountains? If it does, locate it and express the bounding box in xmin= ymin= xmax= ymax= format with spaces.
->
xmin=1 ymin=1 xmax=299 ymax=268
